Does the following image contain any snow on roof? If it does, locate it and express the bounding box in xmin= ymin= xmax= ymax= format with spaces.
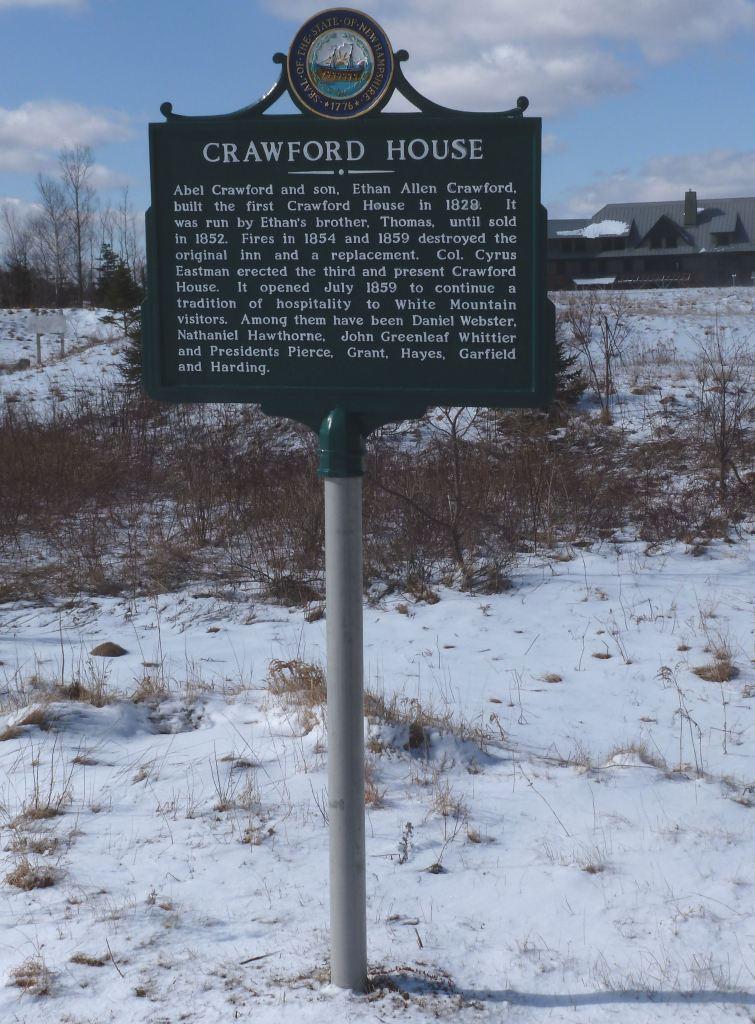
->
xmin=573 ymin=276 xmax=617 ymax=286
xmin=557 ymin=219 xmax=630 ymax=239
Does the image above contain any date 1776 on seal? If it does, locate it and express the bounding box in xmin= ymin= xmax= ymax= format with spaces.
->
xmin=287 ymin=8 xmax=395 ymax=119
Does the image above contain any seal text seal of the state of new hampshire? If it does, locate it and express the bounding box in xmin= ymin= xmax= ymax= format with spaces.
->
xmin=287 ymin=8 xmax=394 ymax=119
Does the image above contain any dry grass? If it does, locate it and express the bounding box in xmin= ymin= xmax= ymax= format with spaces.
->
xmin=5 ymin=857 xmax=57 ymax=891
xmin=364 ymin=687 xmax=493 ymax=753
xmin=8 ymin=743 xmax=74 ymax=826
xmin=431 ymin=778 xmax=469 ymax=823
xmin=6 ymin=706 xmax=53 ymax=733
xmin=0 ymin=724 xmax=24 ymax=741
xmin=71 ymin=753 xmax=98 ymax=766
xmin=0 ymin=666 xmax=112 ymax=720
xmin=8 ymin=955 xmax=53 ymax=995
xmin=692 ymin=631 xmax=740 ymax=683
xmin=242 ymin=823 xmax=275 ymax=846
xmin=131 ymin=673 xmax=171 ymax=704
xmin=12 ymin=793 xmax=71 ymax=825
xmin=56 ymin=679 xmax=110 ymax=707
xmin=6 ymin=832 xmax=60 ymax=856
xmin=581 ymin=860 xmax=607 ymax=875
xmin=541 ymin=672 xmax=563 ymax=683
xmin=304 ymin=604 xmax=325 ymax=623
xmin=219 ymin=754 xmax=258 ymax=771
xmin=605 ymin=742 xmax=669 ymax=773
xmin=266 ymin=659 xmax=326 ymax=707
xmin=69 ymin=952 xmax=106 ymax=967
xmin=691 ymin=659 xmax=739 ymax=683
xmin=0 ymin=370 xmax=750 ymax=609
xmin=364 ymin=762 xmax=386 ymax=808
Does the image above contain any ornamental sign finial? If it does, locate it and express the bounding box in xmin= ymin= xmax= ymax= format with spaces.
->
xmin=287 ymin=8 xmax=395 ymax=119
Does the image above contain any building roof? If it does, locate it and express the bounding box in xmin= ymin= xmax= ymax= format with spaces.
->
xmin=547 ymin=218 xmax=589 ymax=240
xmin=549 ymin=194 xmax=753 ymax=254
xmin=588 ymin=197 xmax=755 ymax=252
xmin=573 ymin=276 xmax=616 ymax=286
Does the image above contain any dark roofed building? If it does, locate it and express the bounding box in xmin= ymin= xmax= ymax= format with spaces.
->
xmin=547 ymin=192 xmax=755 ymax=290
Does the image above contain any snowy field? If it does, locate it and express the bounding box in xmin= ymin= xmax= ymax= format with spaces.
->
xmin=0 ymin=291 xmax=753 ymax=1023
xmin=0 ymin=308 xmax=123 ymax=414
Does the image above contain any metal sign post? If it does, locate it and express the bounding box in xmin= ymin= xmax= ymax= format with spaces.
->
xmin=142 ymin=6 xmax=554 ymax=991
xmin=320 ymin=409 xmax=367 ymax=990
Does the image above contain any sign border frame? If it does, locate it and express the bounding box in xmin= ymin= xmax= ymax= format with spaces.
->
xmin=143 ymin=55 xmax=554 ymax=433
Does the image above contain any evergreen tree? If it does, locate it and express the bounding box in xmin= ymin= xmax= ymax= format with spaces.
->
xmin=96 ymin=245 xmax=145 ymax=391
xmin=98 ymin=248 xmax=143 ymax=337
xmin=95 ymin=243 xmax=120 ymax=305
xmin=554 ymin=333 xmax=587 ymax=405
xmin=120 ymin=320 xmax=144 ymax=391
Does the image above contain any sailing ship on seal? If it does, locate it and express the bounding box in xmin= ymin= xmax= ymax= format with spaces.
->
xmin=313 ymin=41 xmax=368 ymax=83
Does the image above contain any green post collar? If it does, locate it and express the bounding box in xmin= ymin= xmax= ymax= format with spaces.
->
xmin=318 ymin=408 xmax=364 ymax=478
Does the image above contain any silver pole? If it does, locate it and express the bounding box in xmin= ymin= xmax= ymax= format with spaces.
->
xmin=324 ymin=473 xmax=367 ymax=992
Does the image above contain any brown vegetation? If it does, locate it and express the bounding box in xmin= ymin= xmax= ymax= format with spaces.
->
xmin=266 ymin=658 xmax=327 ymax=707
xmin=5 ymin=857 xmax=56 ymax=890
xmin=691 ymin=659 xmax=739 ymax=683
xmin=0 ymin=321 xmax=751 ymax=610
xmin=8 ymin=955 xmax=53 ymax=995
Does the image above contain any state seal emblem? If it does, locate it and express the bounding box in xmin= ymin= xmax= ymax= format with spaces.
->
xmin=288 ymin=9 xmax=394 ymax=119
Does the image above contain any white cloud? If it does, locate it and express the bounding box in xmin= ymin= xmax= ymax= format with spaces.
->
xmin=89 ymin=162 xmax=131 ymax=189
xmin=543 ymin=134 xmax=566 ymax=156
xmin=265 ymin=0 xmax=755 ymax=113
xmin=0 ymin=195 xmax=41 ymax=218
xmin=0 ymin=196 xmax=42 ymax=250
xmin=553 ymin=149 xmax=755 ymax=216
xmin=409 ymin=44 xmax=633 ymax=117
xmin=0 ymin=100 xmax=131 ymax=174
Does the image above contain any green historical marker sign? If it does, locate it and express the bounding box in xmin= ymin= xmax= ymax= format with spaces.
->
xmin=143 ymin=9 xmax=556 ymax=994
xmin=143 ymin=10 xmax=553 ymax=432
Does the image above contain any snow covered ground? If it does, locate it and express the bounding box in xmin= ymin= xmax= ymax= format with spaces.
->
xmin=0 ymin=308 xmax=125 ymax=414
xmin=0 ymin=292 xmax=753 ymax=1022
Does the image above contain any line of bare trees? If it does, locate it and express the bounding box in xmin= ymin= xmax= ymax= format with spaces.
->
xmin=0 ymin=144 xmax=144 ymax=309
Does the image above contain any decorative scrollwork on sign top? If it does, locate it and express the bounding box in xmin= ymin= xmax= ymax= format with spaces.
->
xmin=160 ymin=54 xmax=289 ymax=122
xmin=160 ymin=49 xmax=528 ymax=122
xmin=392 ymin=51 xmax=528 ymax=118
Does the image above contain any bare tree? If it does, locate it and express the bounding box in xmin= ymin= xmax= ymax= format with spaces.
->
xmin=33 ymin=174 xmax=70 ymax=304
xmin=564 ymin=291 xmax=632 ymax=424
xmin=59 ymin=144 xmax=95 ymax=307
xmin=691 ymin=320 xmax=754 ymax=502
xmin=115 ymin=186 xmax=144 ymax=282
xmin=1 ymin=201 xmax=32 ymax=266
xmin=0 ymin=201 xmax=35 ymax=305
xmin=98 ymin=203 xmax=115 ymax=253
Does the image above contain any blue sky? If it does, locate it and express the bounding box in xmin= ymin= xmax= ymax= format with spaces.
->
xmin=1 ymin=0 xmax=754 ymax=220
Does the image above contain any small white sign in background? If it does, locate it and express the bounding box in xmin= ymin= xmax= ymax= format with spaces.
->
xmin=30 ymin=312 xmax=67 ymax=335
